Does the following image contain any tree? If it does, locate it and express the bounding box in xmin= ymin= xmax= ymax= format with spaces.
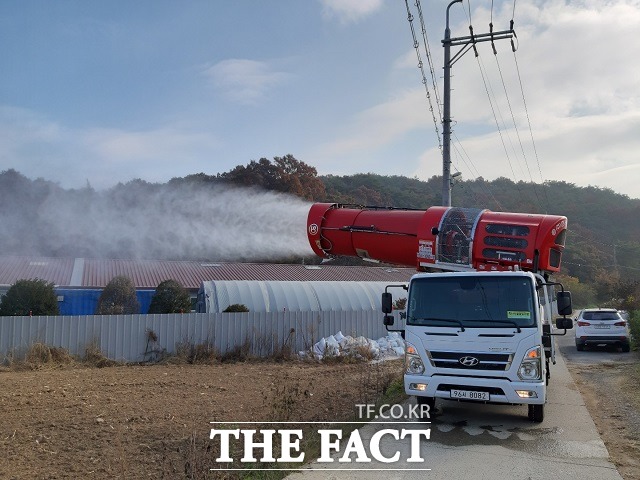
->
xmin=96 ymin=276 xmax=140 ymax=315
xmin=273 ymin=154 xmax=326 ymax=200
xmin=148 ymin=279 xmax=192 ymax=314
xmin=615 ymin=279 xmax=640 ymax=312
xmin=0 ymin=278 xmax=59 ymax=316
xmin=554 ymin=274 xmax=596 ymax=309
xmin=219 ymin=155 xmax=326 ymax=201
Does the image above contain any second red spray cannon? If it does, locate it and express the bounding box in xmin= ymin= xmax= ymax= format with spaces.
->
xmin=307 ymin=203 xmax=567 ymax=275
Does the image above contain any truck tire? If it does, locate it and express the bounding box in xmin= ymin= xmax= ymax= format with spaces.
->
xmin=528 ymin=404 xmax=544 ymax=423
xmin=576 ymin=343 xmax=584 ymax=351
xmin=416 ymin=396 xmax=436 ymax=417
xmin=621 ymin=344 xmax=631 ymax=353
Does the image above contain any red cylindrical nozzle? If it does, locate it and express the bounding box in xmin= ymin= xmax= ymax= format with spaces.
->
xmin=307 ymin=203 xmax=424 ymax=267
xmin=307 ymin=203 xmax=567 ymax=273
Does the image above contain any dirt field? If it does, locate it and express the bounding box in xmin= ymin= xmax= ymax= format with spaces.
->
xmin=0 ymin=359 xmax=402 ymax=479
xmin=567 ymin=359 xmax=640 ymax=480
xmin=1 ymin=354 xmax=639 ymax=480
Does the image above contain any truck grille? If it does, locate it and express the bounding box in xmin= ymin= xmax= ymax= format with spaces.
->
xmin=428 ymin=351 xmax=513 ymax=371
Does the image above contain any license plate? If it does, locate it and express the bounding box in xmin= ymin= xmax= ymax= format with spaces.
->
xmin=593 ymin=324 xmax=610 ymax=329
xmin=450 ymin=389 xmax=490 ymax=401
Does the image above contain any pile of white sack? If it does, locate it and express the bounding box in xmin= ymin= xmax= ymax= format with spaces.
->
xmin=304 ymin=331 xmax=405 ymax=361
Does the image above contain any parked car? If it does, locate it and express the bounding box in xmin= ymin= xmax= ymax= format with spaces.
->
xmin=575 ymin=308 xmax=631 ymax=352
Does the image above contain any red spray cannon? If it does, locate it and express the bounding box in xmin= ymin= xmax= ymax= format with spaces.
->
xmin=307 ymin=203 xmax=567 ymax=274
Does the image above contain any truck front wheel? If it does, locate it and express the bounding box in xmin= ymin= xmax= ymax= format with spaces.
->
xmin=528 ymin=404 xmax=544 ymax=423
xmin=416 ymin=396 xmax=436 ymax=417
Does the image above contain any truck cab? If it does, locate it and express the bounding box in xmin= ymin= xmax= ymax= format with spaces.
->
xmin=383 ymin=270 xmax=572 ymax=422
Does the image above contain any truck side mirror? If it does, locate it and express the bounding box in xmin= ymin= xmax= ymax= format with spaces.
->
xmin=383 ymin=315 xmax=395 ymax=326
xmin=556 ymin=317 xmax=574 ymax=330
xmin=381 ymin=292 xmax=393 ymax=314
xmin=556 ymin=291 xmax=572 ymax=316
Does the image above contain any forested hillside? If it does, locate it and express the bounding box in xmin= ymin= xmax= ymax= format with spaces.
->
xmin=1 ymin=155 xmax=638 ymax=307
xmin=322 ymin=172 xmax=640 ymax=282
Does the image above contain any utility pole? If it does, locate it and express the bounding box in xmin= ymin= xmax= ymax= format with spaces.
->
xmin=441 ymin=0 xmax=515 ymax=206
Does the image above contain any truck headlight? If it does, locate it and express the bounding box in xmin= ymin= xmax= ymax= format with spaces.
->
xmin=518 ymin=346 xmax=542 ymax=381
xmin=405 ymin=342 xmax=425 ymax=375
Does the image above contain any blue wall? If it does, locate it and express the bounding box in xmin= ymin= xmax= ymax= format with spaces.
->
xmin=56 ymin=289 xmax=155 ymax=315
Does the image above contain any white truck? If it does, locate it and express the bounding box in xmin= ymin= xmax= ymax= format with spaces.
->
xmin=381 ymin=270 xmax=572 ymax=422
xmin=306 ymin=203 xmax=574 ymax=422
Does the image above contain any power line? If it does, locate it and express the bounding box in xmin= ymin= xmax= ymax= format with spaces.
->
xmin=414 ymin=0 xmax=442 ymax=121
xmin=512 ymin=52 xmax=551 ymax=211
xmin=461 ymin=0 xmax=545 ymax=211
xmin=413 ymin=0 xmax=489 ymax=196
xmin=492 ymin=52 xmax=543 ymax=208
xmin=404 ymin=0 xmax=442 ymax=151
xmin=450 ymin=137 xmax=504 ymax=210
xmin=511 ymin=0 xmax=518 ymax=23
xmin=450 ymin=130 xmax=504 ymax=210
xmin=474 ymin=54 xmax=520 ymax=182
xmin=410 ymin=0 xmax=546 ymax=210
xmin=441 ymin=0 xmax=515 ymax=206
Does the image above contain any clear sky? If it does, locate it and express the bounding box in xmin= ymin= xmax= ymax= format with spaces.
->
xmin=1 ymin=0 xmax=639 ymax=200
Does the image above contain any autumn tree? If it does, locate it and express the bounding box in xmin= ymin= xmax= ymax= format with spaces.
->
xmin=273 ymin=154 xmax=326 ymax=200
xmin=96 ymin=276 xmax=140 ymax=315
xmin=148 ymin=279 xmax=192 ymax=314
xmin=219 ymin=155 xmax=325 ymax=201
xmin=221 ymin=158 xmax=278 ymax=190
xmin=614 ymin=279 xmax=640 ymax=312
xmin=0 ymin=278 xmax=59 ymax=316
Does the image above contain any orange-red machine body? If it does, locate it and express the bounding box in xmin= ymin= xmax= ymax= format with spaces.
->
xmin=307 ymin=203 xmax=567 ymax=274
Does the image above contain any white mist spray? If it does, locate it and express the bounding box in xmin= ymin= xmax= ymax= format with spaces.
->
xmin=34 ymin=183 xmax=314 ymax=261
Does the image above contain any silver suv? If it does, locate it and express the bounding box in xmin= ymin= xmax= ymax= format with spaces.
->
xmin=575 ymin=308 xmax=631 ymax=352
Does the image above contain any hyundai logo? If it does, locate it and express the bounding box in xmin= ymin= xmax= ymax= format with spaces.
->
xmin=459 ymin=356 xmax=480 ymax=367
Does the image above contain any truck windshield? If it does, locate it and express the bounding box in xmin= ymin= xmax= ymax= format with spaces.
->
xmin=407 ymin=276 xmax=536 ymax=329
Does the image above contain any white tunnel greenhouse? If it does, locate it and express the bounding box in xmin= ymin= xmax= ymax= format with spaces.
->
xmin=196 ymin=280 xmax=408 ymax=313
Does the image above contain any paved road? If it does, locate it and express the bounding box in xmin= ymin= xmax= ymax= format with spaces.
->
xmin=287 ymin=334 xmax=623 ymax=480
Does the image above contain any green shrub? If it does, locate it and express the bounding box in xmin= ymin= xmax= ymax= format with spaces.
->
xmin=95 ymin=276 xmax=139 ymax=314
xmin=0 ymin=278 xmax=59 ymax=316
xmin=148 ymin=279 xmax=191 ymax=314
xmin=629 ymin=310 xmax=640 ymax=350
xmin=223 ymin=304 xmax=249 ymax=313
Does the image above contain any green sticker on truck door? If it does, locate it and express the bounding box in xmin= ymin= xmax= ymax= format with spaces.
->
xmin=507 ymin=310 xmax=531 ymax=319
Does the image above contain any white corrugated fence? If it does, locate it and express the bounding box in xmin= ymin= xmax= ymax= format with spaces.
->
xmin=0 ymin=311 xmax=404 ymax=363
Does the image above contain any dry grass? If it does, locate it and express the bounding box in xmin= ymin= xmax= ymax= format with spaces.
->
xmin=2 ymin=342 xmax=78 ymax=370
xmin=169 ymin=333 xmax=297 ymax=365
xmin=170 ymin=362 xmax=404 ymax=480
xmin=170 ymin=340 xmax=221 ymax=364
xmin=84 ymin=338 xmax=120 ymax=368
xmin=4 ymin=331 xmax=372 ymax=373
xmin=0 ymin=344 xmax=405 ymax=479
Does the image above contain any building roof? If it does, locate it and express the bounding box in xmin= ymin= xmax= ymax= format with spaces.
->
xmin=0 ymin=256 xmax=76 ymax=286
xmin=198 ymin=280 xmax=409 ymax=313
xmin=0 ymin=256 xmax=416 ymax=290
